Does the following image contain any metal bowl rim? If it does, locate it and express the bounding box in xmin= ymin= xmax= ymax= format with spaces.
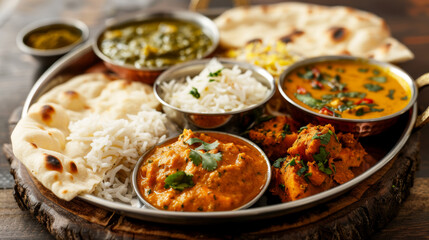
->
xmin=131 ymin=130 xmax=272 ymax=212
xmin=153 ymin=58 xmax=276 ymax=115
xmin=278 ymin=55 xmax=418 ymax=123
xmin=16 ymin=18 xmax=89 ymax=57
xmin=92 ymin=10 xmax=219 ymax=72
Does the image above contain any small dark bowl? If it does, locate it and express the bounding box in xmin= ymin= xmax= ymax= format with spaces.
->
xmin=153 ymin=58 xmax=276 ymax=134
xmin=93 ymin=10 xmax=219 ymax=84
xmin=278 ymin=55 xmax=418 ymax=136
xmin=16 ymin=18 xmax=89 ymax=65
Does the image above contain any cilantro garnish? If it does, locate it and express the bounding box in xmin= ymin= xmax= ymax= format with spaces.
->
xmin=369 ymin=76 xmax=387 ymax=83
xmin=296 ymin=166 xmax=307 ymax=176
xmin=313 ymin=146 xmax=333 ymax=175
xmin=273 ymin=157 xmax=286 ymax=168
xmin=336 ymin=68 xmax=345 ymax=73
xmin=279 ymin=184 xmax=285 ymax=191
xmin=186 ymin=138 xmax=222 ymax=171
xmin=164 ymin=171 xmax=195 ymax=191
xmin=295 ymin=93 xmax=325 ymax=109
xmin=373 ymin=69 xmax=381 ymax=75
xmin=280 ymin=124 xmax=292 ymax=138
xmin=387 ymin=89 xmax=395 ymax=100
xmin=400 ymin=96 xmax=408 ymax=100
xmin=209 ymin=79 xmax=216 ymax=82
xmin=189 ymin=87 xmax=200 ymax=99
xmin=358 ymin=68 xmax=369 ymax=73
xmin=186 ymin=138 xmax=219 ymax=151
xmin=208 ymin=69 xmax=223 ymax=77
xmin=312 ymin=131 xmax=332 ymax=145
xmin=298 ymin=126 xmax=308 ymax=133
xmin=328 ymin=129 xmax=339 ymax=142
xmin=304 ymin=172 xmax=313 ymax=183
xmin=364 ymin=83 xmax=384 ymax=92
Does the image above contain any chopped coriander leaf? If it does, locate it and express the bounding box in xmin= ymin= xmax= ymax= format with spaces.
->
xmin=303 ymin=172 xmax=313 ymax=183
xmin=186 ymin=138 xmax=219 ymax=151
xmin=279 ymin=184 xmax=285 ymax=191
xmin=288 ymin=158 xmax=296 ymax=167
xmin=328 ymin=129 xmax=339 ymax=142
xmin=189 ymin=149 xmax=222 ymax=171
xmin=313 ymin=146 xmax=329 ymax=164
xmin=298 ymin=126 xmax=308 ymax=133
xmin=298 ymin=70 xmax=314 ymax=79
xmin=312 ymin=132 xmax=332 ymax=145
xmin=336 ymin=68 xmax=345 ymax=73
xmin=400 ymin=96 xmax=408 ymax=100
xmin=164 ymin=205 xmax=168 ymax=209
xmin=164 ymin=171 xmax=195 ymax=191
xmin=147 ymin=189 xmax=152 ymax=195
xmin=317 ymin=162 xmax=333 ymax=175
xmin=364 ymin=83 xmax=384 ymax=92
xmin=209 ymin=79 xmax=216 ymax=82
xmin=369 ymin=76 xmax=387 ymax=83
xmin=373 ymin=69 xmax=380 ymax=75
xmin=358 ymin=68 xmax=369 ymax=73
xmin=280 ymin=124 xmax=292 ymax=138
xmin=296 ymin=166 xmax=307 ymax=176
xmin=273 ymin=157 xmax=286 ymax=168
xmin=254 ymin=115 xmax=276 ymax=125
xmin=387 ymin=89 xmax=395 ymax=100
xmin=208 ymin=69 xmax=222 ymax=77
xmin=189 ymin=87 xmax=200 ymax=99
xmin=355 ymin=108 xmax=365 ymax=116
xmin=331 ymin=163 xmax=336 ymax=173
xmin=295 ymin=93 xmax=326 ymax=109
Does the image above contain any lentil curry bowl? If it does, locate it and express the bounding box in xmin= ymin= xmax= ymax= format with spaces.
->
xmin=282 ymin=59 xmax=412 ymax=119
xmin=135 ymin=129 xmax=270 ymax=212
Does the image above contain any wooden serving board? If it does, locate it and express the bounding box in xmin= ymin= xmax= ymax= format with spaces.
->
xmin=2 ymin=127 xmax=420 ymax=239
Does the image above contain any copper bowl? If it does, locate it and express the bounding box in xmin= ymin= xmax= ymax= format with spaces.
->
xmin=154 ymin=58 xmax=276 ymax=134
xmin=278 ymin=55 xmax=418 ymax=136
xmin=93 ymin=11 xmax=219 ymax=84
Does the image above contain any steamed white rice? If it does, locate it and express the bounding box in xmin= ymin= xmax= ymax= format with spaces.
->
xmin=67 ymin=106 xmax=169 ymax=206
xmin=161 ymin=58 xmax=270 ymax=113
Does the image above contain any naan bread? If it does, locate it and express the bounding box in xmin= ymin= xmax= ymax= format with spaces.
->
xmin=215 ymin=2 xmax=413 ymax=63
xmin=11 ymin=73 xmax=160 ymax=200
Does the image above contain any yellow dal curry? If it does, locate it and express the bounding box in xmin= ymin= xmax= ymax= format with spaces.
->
xmin=137 ymin=129 xmax=268 ymax=212
xmin=283 ymin=60 xmax=411 ymax=119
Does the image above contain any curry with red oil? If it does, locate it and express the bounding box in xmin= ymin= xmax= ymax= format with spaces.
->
xmin=137 ymin=129 xmax=268 ymax=211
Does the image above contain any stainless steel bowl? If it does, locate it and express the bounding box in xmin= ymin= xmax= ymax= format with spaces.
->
xmin=154 ymin=58 xmax=276 ymax=134
xmin=93 ymin=10 xmax=219 ymax=84
xmin=278 ymin=55 xmax=418 ymax=136
xmin=132 ymin=130 xmax=272 ymax=211
xmin=16 ymin=18 xmax=89 ymax=64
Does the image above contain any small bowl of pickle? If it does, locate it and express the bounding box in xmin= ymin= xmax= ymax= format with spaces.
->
xmin=17 ymin=18 xmax=89 ymax=64
xmin=93 ymin=10 xmax=219 ymax=84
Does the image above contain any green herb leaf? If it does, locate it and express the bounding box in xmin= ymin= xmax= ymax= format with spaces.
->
xmin=355 ymin=108 xmax=365 ymax=116
xmin=328 ymin=130 xmax=339 ymax=142
xmin=295 ymin=93 xmax=326 ymax=109
xmin=298 ymin=70 xmax=314 ymax=79
xmin=373 ymin=69 xmax=380 ymax=75
xmin=336 ymin=68 xmax=345 ymax=73
xmin=189 ymin=149 xmax=222 ymax=171
xmin=387 ymin=89 xmax=395 ymax=100
xmin=358 ymin=68 xmax=369 ymax=73
xmin=312 ymin=132 xmax=332 ymax=145
xmin=369 ymin=76 xmax=387 ymax=83
xmin=280 ymin=124 xmax=292 ymax=138
xmin=298 ymin=126 xmax=308 ymax=133
xmin=313 ymin=146 xmax=329 ymax=164
xmin=164 ymin=171 xmax=195 ymax=191
xmin=189 ymin=87 xmax=200 ymax=99
xmin=400 ymin=96 xmax=408 ymax=100
xmin=209 ymin=79 xmax=216 ymax=82
xmin=279 ymin=184 xmax=285 ymax=191
xmin=273 ymin=157 xmax=286 ymax=168
xmin=208 ymin=69 xmax=223 ymax=77
xmin=364 ymin=83 xmax=384 ymax=92
xmin=186 ymin=138 xmax=219 ymax=151
xmin=331 ymin=163 xmax=336 ymax=173
xmin=296 ymin=166 xmax=307 ymax=176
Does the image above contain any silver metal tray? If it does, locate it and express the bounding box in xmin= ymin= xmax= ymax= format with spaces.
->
xmin=22 ymin=43 xmax=417 ymax=225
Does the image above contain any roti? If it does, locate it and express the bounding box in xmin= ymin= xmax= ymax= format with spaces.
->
xmin=11 ymin=73 xmax=167 ymax=201
xmin=214 ymin=2 xmax=413 ymax=63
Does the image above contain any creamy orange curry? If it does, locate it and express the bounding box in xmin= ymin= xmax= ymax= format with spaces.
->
xmin=283 ymin=60 xmax=411 ymax=119
xmin=137 ymin=129 xmax=268 ymax=211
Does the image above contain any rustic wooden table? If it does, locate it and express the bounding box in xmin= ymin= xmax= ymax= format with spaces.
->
xmin=1 ymin=0 xmax=428 ymax=239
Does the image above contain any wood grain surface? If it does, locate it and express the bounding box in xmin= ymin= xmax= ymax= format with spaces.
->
xmin=1 ymin=0 xmax=429 ymax=239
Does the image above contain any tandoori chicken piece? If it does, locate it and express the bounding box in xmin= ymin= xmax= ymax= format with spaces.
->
xmin=248 ymin=116 xmax=299 ymax=161
xmin=287 ymin=124 xmax=341 ymax=161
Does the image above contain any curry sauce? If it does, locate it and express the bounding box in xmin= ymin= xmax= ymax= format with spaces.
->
xmin=283 ymin=60 xmax=411 ymax=119
xmin=137 ymin=129 xmax=268 ymax=212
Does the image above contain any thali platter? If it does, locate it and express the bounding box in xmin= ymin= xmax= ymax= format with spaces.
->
xmin=20 ymin=43 xmax=417 ymax=224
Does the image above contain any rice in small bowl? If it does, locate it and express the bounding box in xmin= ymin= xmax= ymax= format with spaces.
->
xmin=154 ymin=58 xmax=276 ymax=133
